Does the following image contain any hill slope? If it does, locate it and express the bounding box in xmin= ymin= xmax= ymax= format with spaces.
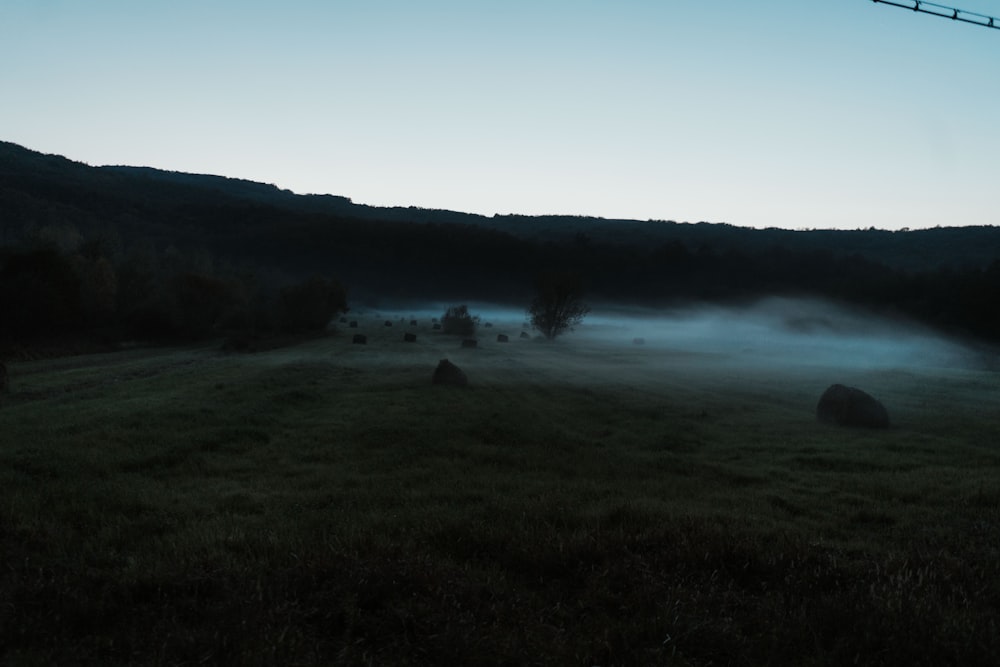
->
xmin=2 ymin=140 xmax=999 ymax=346
xmin=3 ymin=140 xmax=998 ymax=273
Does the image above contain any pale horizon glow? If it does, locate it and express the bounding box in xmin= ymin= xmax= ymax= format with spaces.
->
xmin=2 ymin=1 xmax=997 ymax=231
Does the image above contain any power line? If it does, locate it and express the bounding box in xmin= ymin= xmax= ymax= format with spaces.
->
xmin=872 ymin=0 xmax=1000 ymax=30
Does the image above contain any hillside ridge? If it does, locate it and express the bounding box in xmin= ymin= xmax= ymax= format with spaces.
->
xmin=3 ymin=140 xmax=997 ymax=274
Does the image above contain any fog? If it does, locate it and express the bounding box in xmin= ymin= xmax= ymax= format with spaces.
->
xmin=365 ymin=296 xmax=985 ymax=373
xmin=577 ymin=297 xmax=980 ymax=371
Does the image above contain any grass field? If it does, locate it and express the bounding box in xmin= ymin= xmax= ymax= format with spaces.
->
xmin=2 ymin=302 xmax=999 ymax=666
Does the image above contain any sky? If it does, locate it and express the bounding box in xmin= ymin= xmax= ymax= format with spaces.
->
xmin=2 ymin=1 xmax=997 ymax=231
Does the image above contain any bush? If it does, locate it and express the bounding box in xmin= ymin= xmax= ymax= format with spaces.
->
xmin=440 ymin=305 xmax=479 ymax=337
xmin=277 ymin=276 xmax=348 ymax=333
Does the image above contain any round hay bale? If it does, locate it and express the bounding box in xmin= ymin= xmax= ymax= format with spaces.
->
xmin=461 ymin=339 xmax=478 ymax=349
xmin=817 ymin=384 xmax=889 ymax=429
xmin=497 ymin=334 xmax=509 ymax=343
xmin=352 ymin=334 xmax=368 ymax=345
xmin=403 ymin=332 xmax=417 ymax=343
xmin=432 ymin=358 xmax=468 ymax=387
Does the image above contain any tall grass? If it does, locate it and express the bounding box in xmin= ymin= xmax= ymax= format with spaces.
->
xmin=1 ymin=326 xmax=998 ymax=665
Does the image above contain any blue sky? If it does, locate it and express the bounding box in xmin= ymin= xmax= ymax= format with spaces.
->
xmin=2 ymin=1 xmax=997 ymax=230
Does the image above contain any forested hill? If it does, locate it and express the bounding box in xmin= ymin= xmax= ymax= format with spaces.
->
xmin=2 ymin=140 xmax=999 ymax=347
xmin=3 ymin=140 xmax=998 ymax=273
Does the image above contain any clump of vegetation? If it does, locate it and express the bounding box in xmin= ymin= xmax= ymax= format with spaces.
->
xmin=0 ymin=233 xmax=350 ymax=349
xmin=528 ymin=271 xmax=590 ymax=340
xmin=440 ymin=305 xmax=479 ymax=337
xmin=277 ymin=275 xmax=348 ymax=333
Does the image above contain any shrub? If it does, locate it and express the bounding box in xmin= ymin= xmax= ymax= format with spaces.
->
xmin=277 ymin=275 xmax=348 ymax=333
xmin=440 ymin=305 xmax=479 ymax=337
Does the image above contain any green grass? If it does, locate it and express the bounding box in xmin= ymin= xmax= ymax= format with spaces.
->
xmin=1 ymin=317 xmax=999 ymax=665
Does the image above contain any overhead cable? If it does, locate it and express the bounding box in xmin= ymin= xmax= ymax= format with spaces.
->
xmin=872 ymin=0 xmax=1000 ymax=30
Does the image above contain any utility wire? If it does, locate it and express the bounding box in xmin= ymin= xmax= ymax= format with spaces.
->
xmin=872 ymin=0 xmax=1000 ymax=30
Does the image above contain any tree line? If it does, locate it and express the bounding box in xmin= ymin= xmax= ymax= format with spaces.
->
xmin=0 ymin=237 xmax=346 ymax=354
xmin=2 ymin=217 xmax=999 ymax=353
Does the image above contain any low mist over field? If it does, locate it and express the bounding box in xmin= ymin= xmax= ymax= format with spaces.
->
xmin=579 ymin=297 xmax=981 ymax=371
xmin=334 ymin=297 xmax=992 ymax=430
xmin=373 ymin=296 xmax=983 ymax=373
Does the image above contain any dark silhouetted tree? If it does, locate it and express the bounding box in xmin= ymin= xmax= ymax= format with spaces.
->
xmin=441 ymin=305 xmax=479 ymax=336
xmin=278 ymin=275 xmax=348 ymax=332
xmin=0 ymin=247 xmax=82 ymax=340
xmin=171 ymin=273 xmax=237 ymax=340
xmin=528 ymin=271 xmax=589 ymax=340
xmin=76 ymin=254 xmax=118 ymax=325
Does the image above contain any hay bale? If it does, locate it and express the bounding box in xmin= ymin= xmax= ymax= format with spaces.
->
xmin=432 ymin=358 xmax=468 ymax=387
xmin=349 ymin=321 xmax=358 ymax=328
xmin=520 ymin=331 xmax=530 ymax=339
xmin=497 ymin=334 xmax=509 ymax=343
xmin=817 ymin=384 xmax=889 ymax=429
xmin=461 ymin=339 xmax=478 ymax=349
xmin=403 ymin=332 xmax=417 ymax=342
xmin=352 ymin=334 xmax=367 ymax=345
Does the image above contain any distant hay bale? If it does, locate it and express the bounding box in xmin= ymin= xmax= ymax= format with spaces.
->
xmin=817 ymin=384 xmax=889 ymax=429
xmin=403 ymin=332 xmax=417 ymax=342
xmin=352 ymin=334 xmax=367 ymax=345
xmin=520 ymin=331 xmax=530 ymax=339
xmin=432 ymin=323 xmax=442 ymax=330
xmin=349 ymin=321 xmax=358 ymax=328
xmin=384 ymin=320 xmax=393 ymax=327
xmin=461 ymin=339 xmax=478 ymax=349
xmin=632 ymin=337 xmax=645 ymax=345
xmin=432 ymin=358 xmax=468 ymax=387
xmin=497 ymin=334 xmax=509 ymax=342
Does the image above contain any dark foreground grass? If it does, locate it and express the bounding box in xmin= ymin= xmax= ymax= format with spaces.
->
xmin=1 ymin=335 xmax=999 ymax=665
